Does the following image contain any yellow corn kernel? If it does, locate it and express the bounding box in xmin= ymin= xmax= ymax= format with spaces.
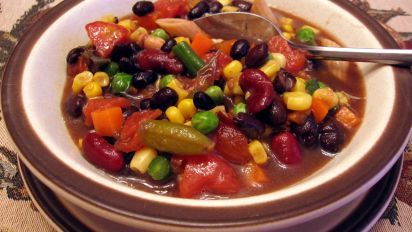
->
xmin=210 ymin=105 xmax=226 ymax=114
xmin=167 ymin=79 xmax=188 ymax=102
xmin=281 ymin=24 xmax=294 ymax=33
xmin=313 ymin=87 xmax=339 ymax=109
xmin=101 ymin=14 xmax=117 ymax=23
xmin=218 ymin=0 xmax=232 ymax=6
xmin=118 ymin=19 xmax=137 ymax=32
xmin=282 ymin=32 xmax=293 ymax=40
xmin=166 ymin=106 xmax=185 ymax=124
xmin=130 ymin=27 xmax=148 ymax=46
xmin=232 ymin=75 xmax=244 ymax=95
xmin=270 ymin=53 xmax=286 ymax=69
xmin=83 ymin=81 xmax=103 ymax=98
xmin=223 ymin=60 xmax=243 ymax=80
xmin=78 ymin=139 xmax=83 ymax=149
xmin=222 ymin=6 xmax=239 ymax=12
xmin=184 ymin=121 xmax=192 ymax=126
xmin=92 ymin=72 xmax=110 ymax=87
xmin=144 ymin=35 xmax=165 ymax=50
xmin=279 ymin=17 xmax=293 ymax=25
xmin=248 ymin=140 xmax=268 ymax=165
xmin=177 ymin=99 xmax=197 ymax=120
xmin=300 ymin=25 xmax=320 ymax=34
xmin=223 ymin=83 xmax=232 ymax=96
xmin=291 ymin=77 xmax=306 ymax=92
xmin=283 ymin=92 xmax=312 ymax=111
xmin=130 ymin=147 xmax=158 ymax=174
xmin=260 ymin=60 xmax=280 ymax=81
xmin=336 ymin=91 xmax=349 ymax=106
xmin=175 ymin=36 xmax=190 ymax=44
xmin=72 ymin=71 xmax=93 ymax=94
xmin=189 ymin=0 xmax=201 ymax=8
xmin=234 ymin=95 xmax=245 ymax=104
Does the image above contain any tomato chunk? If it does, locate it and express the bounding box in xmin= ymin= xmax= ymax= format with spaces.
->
xmin=85 ymin=21 xmax=130 ymax=58
xmin=83 ymin=97 xmax=131 ymax=126
xmin=177 ymin=154 xmax=240 ymax=198
xmin=154 ymin=0 xmax=189 ymax=19
xmin=268 ymin=36 xmax=307 ymax=73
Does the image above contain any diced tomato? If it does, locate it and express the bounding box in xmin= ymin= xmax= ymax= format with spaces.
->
xmin=154 ymin=0 xmax=189 ymax=19
xmin=268 ymin=36 xmax=307 ymax=73
xmin=177 ymin=154 xmax=240 ymax=198
xmin=83 ymin=97 xmax=131 ymax=126
xmin=85 ymin=21 xmax=130 ymax=58
xmin=135 ymin=13 xmax=159 ymax=31
xmin=114 ymin=110 xmax=162 ymax=152
xmin=203 ymin=51 xmax=232 ymax=74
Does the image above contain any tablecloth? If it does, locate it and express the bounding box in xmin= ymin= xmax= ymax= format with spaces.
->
xmin=0 ymin=0 xmax=411 ymax=231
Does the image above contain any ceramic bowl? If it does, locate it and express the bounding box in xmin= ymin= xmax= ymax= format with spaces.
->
xmin=2 ymin=0 xmax=412 ymax=231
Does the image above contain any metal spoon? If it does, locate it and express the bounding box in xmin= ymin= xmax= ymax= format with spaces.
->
xmin=194 ymin=12 xmax=412 ymax=66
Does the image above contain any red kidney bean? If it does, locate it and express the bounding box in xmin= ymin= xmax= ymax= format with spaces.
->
xmin=82 ymin=132 xmax=125 ymax=172
xmin=245 ymin=43 xmax=268 ymax=68
xmin=136 ymin=50 xmax=184 ymax=74
xmin=271 ymin=131 xmax=302 ymax=164
xmin=292 ymin=114 xmax=318 ymax=147
xmin=319 ymin=119 xmax=343 ymax=153
xmin=240 ymin=69 xmax=275 ymax=113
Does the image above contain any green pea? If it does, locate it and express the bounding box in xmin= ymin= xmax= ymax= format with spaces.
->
xmin=151 ymin=28 xmax=170 ymax=41
xmin=318 ymin=81 xmax=328 ymax=88
xmin=104 ymin=62 xmax=119 ymax=77
xmin=148 ymin=156 xmax=170 ymax=181
xmin=205 ymin=85 xmax=224 ymax=104
xmin=305 ymin=79 xmax=320 ymax=95
xmin=112 ymin=72 xmax=132 ymax=93
xmin=160 ymin=74 xmax=175 ymax=88
xmin=192 ymin=111 xmax=219 ymax=134
xmin=296 ymin=28 xmax=316 ymax=44
xmin=233 ymin=103 xmax=247 ymax=115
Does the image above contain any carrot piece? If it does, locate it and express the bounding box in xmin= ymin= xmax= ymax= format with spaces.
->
xmin=335 ymin=106 xmax=361 ymax=129
xmin=311 ymin=98 xmax=329 ymax=123
xmin=243 ymin=162 xmax=269 ymax=186
xmin=91 ymin=107 xmax=124 ymax=136
xmin=191 ymin=32 xmax=213 ymax=57
xmin=212 ymin=39 xmax=236 ymax=56
xmin=83 ymin=97 xmax=131 ymax=126
xmin=288 ymin=110 xmax=311 ymax=125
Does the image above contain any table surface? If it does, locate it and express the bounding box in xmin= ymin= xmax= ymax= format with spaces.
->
xmin=0 ymin=0 xmax=411 ymax=231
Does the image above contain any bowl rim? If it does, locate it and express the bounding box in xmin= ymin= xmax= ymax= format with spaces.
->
xmin=2 ymin=0 xmax=412 ymax=226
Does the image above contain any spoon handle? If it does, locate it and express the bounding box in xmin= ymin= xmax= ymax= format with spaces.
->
xmin=292 ymin=44 xmax=412 ymax=66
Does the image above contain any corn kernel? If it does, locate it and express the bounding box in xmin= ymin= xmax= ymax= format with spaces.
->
xmin=210 ymin=105 xmax=226 ymax=114
xmin=223 ymin=60 xmax=243 ymax=80
xmin=78 ymin=139 xmax=83 ymax=149
xmin=281 ymin=24 xmax=294 ymax=33
xmin=184 ymin=121 xmax=192 ymax=126
xmin=144 ymin=35 xmax=166 ymax=50
xmin=313 ymin=88 xmax=339 ymax=109
xmin=177 ymin=99 xmax=197 ymax=120
xmin=93 ymin=72 xmax=110 ymax=87
xmin=101 ymin=14 xmax=117 ymax=23
xmin=130 ymin=147 xmax=158 ymax=174
xmin=83 ymin=81 xmax=103 ymax=98
xmin=248 ymin=140 xmax=268 ymax=165
xmin=282 ymin=32 xmax=293 ymax=40
xmin=222 ymin=6 xmax=239 ymax=12
xmin=223 ymin=83 xmax=232 ymax=96
xmin=166 ymin=106 xmax=185 ymax=124
xmin=130 ymin=27 xmax=148 ymax=45
xmin=336 ymin=91 xmax=349 ymax=106
xmin=167 ymin=79 xmax=188 ymax=102
xmin=270 ymin=53 xmax=286 ymax=69
xmin=118 ymin=19 xmax=137 ymax=32
xmin=279 ymin=17 xmax=293 ymax=25
xmin=231 ymin=75 xmax=244 ymax=95
xmin=234 ymin=95 xmax=245 ymax=104
xmin=175 ymin=36 xmax=190 ymax=44
xmin=291 ymin=77 xmax=306 ymax=92
xmin=283 ymin=92 xmax=312 ymax=111
xmin=260 ymin=60 xmax=280 ymax=81
xmin=72 ymin=71 xmax=93 ymax=94
xmin=218 ymin=0 xmax=232 ymax=6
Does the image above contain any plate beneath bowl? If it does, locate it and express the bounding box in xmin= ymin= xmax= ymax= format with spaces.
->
xmin=18 ymin=157 xmax=403 ymax=232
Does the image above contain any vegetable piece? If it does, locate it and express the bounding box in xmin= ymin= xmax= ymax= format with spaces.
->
xmin=270 ymin=53 xmax=286 ymax=68
xmin=151 ymin=28 xmax=170 ymax=40
xmin=313 ymin=88 xmax=339 ymax=109
xmin=268 ymin=36 xmax=307 ymax=73
xmin=283 ymin=92 xmax=312 ymax=111
xmin=136 ymin=14 xmax=159 ymax=31
xmin=311 ymin=98 xmax=329 ymax=123
xmin=111 ymin=72 xmax=132 ymax=93
xmin=233 ymin=102 xmax=247 ymax=115
xmin=260 ymin=60 xmax=280 ymax=81
xmin=167 ymin=79 xmax=189 ymax=102
xmin=148 ymin=156 xmax=170 ymax=180
xmin=83 ymin=97 xmax=131 ymax=126
xmin=271 ymin=132 xmax=301 ymax=164
xmin=288 ymin=110 xmax=311 ymax=125
xmin=177 ymin=99 xmax=197 ymax=119
xmin=172 ymin=41 xmax=205 ymax=76
xmin=334 ymin=106 xmax=361 ymax=129
xmin=205 ymin=85 xmax=224 ymax=104
xmin=213 ymin=39 xmax=236 ymax=56
xmin=160 ymin=74 xmax=176 ymax=88
xmin=72 ymin=71 xmax=93 ymax=94
xmin=130 ymin=147 xmax=158 ymax=174
xmin=191 ymin=32 xmax=213 ymax=57
xmin=85 ymin=21 xmax=130 ymax=58
xmin=154 ymin=0 xmax=189 ymax=19
xmin=82 ymin=132 xmax=125 ymax=172
xmin=291 ymin=77 xmax=306 ymax=92
xmin=91 ymin=107 xmax=123 ymax=136
xmin=248 ymin=140 xmax=268 ymax=164
xmin=93 ymin=72 xmax=110 ymax=87
xmin=140 ymin=120 xmax=214 ymax=155
xmin=178 ymin=154 xmax=240 ymax=198
xmin=166 ymin=106 xmax=185 ymax=124
xmin=192 ymin=111 xmax=219 ymax=134
xmin=223 ymin=60 xmax=243 ymax=80
xmin=319 ymin=119 xmax=343 ymax=153
xmin=114 ymin=110 xmax=162 ymax=152
xmin=83 ymin=82 xmax=103 ymax=98
xmin=234 ymin=113 xmax=265 ymax=139
xmin=296 ymin=27 xmax=316 ymax=44
xmin=104 ymin=62 xmax=119 ymax=77
xmin=242 ymin=162 xmax=269 ymax=187
xmin=136 ymin=49 xmax=184 ymax=74
xmin=143 ymin=35 xmax=166 ymax=50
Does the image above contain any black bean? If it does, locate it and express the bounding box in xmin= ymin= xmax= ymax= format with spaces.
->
xmin=132 ymin=71 xmax=157 ymax=89
xmin=223 ymin=96 xmax=234 ymax=112
xmin=161 ymin=39 xmax=177 ymax=53
xmin=274 ymin=69 xmax=296 ymax=94
xmin=124 ymin=152 xmax=135 ymax=164
xmin=140 ymin=99 xmax=152 ymax=110
xmin=193 ymin=91 xmax=216 ymax=110
xmin=66 ymin=47 xmax=85 ymax=64
xmin=110 ymin=44 xmax=133 ymax=62
xmin=230 ymin=39 xmax=250 ymax=60
xmin=130 ymin=42 xmax=142 ymax=54
xmin=118 ymin=57 xmax=138 ymax=73
xmin=132 ymin=1 xmax=154 ymax=17
xmin=150 ymin=87 xmax=178 ymax=111
xmin=258 ymin=96 xmax=287 ymax=126
xmin=232 ymin=0 xmax=252 ymax=12
xmin=188 ymin=1 xmax=210 ymax=20
xmin=214 ymin=78 xmax=226 ymax=90
xmin=245 ymin=43 xmax=268 ymax=68
xmin=209 ymin=1 xmax=223 ymax=13
xmin=292 ymin=114 xmax=318 ymax=147
xmin=65 ymin=94 xmax=86 ymax=118
xmin=319 ymin=119 xmax=343 ymax=153
xmin=234 ymin=113 xmax=265 ymax=139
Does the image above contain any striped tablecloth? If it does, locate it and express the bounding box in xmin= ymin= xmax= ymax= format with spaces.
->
xmin=0 ymin=0 xmax=411 ymax=231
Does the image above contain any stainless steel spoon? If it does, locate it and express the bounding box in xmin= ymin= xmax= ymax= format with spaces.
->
xmin=194 ymin=12 xmax=412 ymax=66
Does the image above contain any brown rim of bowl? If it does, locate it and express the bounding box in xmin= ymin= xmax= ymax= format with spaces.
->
xmin=2 ymin=0 xmax=412 ymax=227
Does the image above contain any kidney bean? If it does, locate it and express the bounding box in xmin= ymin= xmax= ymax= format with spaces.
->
xmin=232 ymin=0 xmax=252 ymax=12
xmin=245 ymin=43 xmax=268 ymax=68
xmin=66 ymin=47 xmax=85 ymax=64
xmin=209 ymin=1 xmax=223 ymax=13
xmin=319 ymin=119 xmax=343 ymax=153
xmin=292 ymin=114 xmax=318 ymax=147
xmin=234 ymin=113 xmax=265 ymax=139
xmin=274 ymin=69 xmax=296 ymax=94
xmin=132 ymin=70 xmax=158 ymax=89
xmin=170 ymin=156 xmax=187 ymax=174
xmin=136 ymin=50 xmax=184 ymax=74
xmin=271 ymin=131 xmax=301 ymax=164
xmin=161 ymin=39 xmax=177 ymax=53
xmin=82 ymin=132 xmax=125 ymax=172
xmin=223 ymin=96 xmax=235 ymax=112
xmin=230 ymin=39 xmax=250 ymax=60
xmin=133 ymin=1 xmax=154 ymax=16
xmin=193 ymin=91 xmax=216 ymax=110
xmin=188 ymin=1 xmax=210 ymax=19
xmin=150 ymin=87 xmax=179 ymax=111
xmin=65 ymin=94 xmax=86 ymax=118
xmin=240 ymin=69 xmax=275 ymax=113
xmin=258 ymin=95 xmax=287 ymax=126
